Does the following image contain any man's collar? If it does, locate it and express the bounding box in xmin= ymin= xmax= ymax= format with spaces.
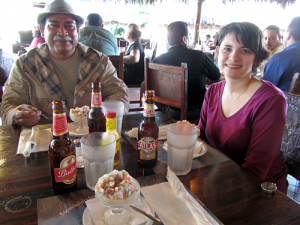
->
xmin=168 ymin=44 xmax=188 ymax=52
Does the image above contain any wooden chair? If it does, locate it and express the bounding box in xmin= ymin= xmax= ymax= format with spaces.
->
xmin=108 ymin=53 xmax=143 ymax=110
xmin=281 ymin=92 xmax=300 ymax=181
xmin=144 ymin=58 xmax=188 ymax=120
xmin=288 ymin=72 xmax=300 ymax=95
xmin=108 ymin=52 xmax=124 ymax=80
xmin=0 ymin=52 xmax=18 ymax=102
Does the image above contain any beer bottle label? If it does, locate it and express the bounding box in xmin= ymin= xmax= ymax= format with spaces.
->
xmin=54 ymin=155 xmax=77 ymax=184
xmin=143 ymin=103 xmax=155 ymax=117
xmin=53 ymin=112 xmax=68 ymax=136
xmin=138 ymin=137 xmax=158 ymax=160
xmin=91 ymin=92 xmax=102 ymax=108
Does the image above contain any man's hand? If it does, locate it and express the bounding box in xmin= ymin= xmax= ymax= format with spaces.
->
xmin=12 ymin=104 xmax=41 ymax=126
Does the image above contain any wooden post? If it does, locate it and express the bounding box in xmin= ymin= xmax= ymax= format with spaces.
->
xmin=193 ymin=0 xmax=203 ymax=47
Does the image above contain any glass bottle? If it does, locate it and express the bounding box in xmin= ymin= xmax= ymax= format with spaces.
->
xmin=106 ymin=110 xmax=120 ymax=169
xmin=49 ymin=101 xmax=77 ymax=194
xmin=88 ymin=82 xmax=106 ymax=133
xmin=138 ymin=90 xmax=159 ymax=168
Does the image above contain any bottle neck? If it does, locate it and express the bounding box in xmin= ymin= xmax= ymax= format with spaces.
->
xmin=143 ymin=102 xmax=156 ymax=121
xmin=91 ymin=91 xmax=103 ymax=108
xmin=52 ymin=112 xmax=69 ymax=136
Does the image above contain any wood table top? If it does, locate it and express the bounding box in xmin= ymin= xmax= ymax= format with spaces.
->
xmin=0 ymin=111 xmax=300 ymax=225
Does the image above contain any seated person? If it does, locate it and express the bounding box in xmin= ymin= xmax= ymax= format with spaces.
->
xmin=198 ymin=22 xmax=288 ymax=193
xmin=123 ymin=23 xmax=145 ymax=85
xmin=30 ymin=26 xmax=45 ymax=48
xmin=0 ymin=0 xmax=129 ymax=127
xmin=78 ymin=13 xmax=118 ymax=56
xmin=151 ymin=21 xmax=221 ymax=124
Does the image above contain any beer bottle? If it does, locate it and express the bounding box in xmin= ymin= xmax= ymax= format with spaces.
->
xmin=106 ymin=110 xmax=120 ymax=169
xmin=49 ymin=101 xmax=77 ymax=194
xmin=88 ymin=82 xmax=106 ymax=133
xmin=138 ymin=90 xmax=159 ymax=168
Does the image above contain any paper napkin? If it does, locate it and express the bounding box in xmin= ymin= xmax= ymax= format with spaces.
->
xmin=140 ymin=168 xmax=219 ymax=225
xmin=125 ymin=125 xmax=168 ymax=140
xmin=17 ymin=126 xmax=52 ymax=155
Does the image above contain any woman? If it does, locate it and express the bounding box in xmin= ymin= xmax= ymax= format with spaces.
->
xmin=123 ymin=23 xmax=145 ymax=85
xmin=30 ymin=26 xmax=45 ymax=48
xmin=198 ymin=22 xmax=288 ymax=193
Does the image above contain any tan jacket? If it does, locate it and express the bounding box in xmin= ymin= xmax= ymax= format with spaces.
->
xmin=260 ymin=42 xmax=285 ymax=77
xmin=0 ymin=43 xmax=129 ymax=125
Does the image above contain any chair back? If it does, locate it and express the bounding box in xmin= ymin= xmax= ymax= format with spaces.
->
xmin=108 ymin=52 xmax=124 ymax=80
xmin=281 ymin=92 xmax=300 ymax=180
xmin=144 ymin=58 xmax=188 ymax=120
xmin=0 ymin=52 xmax=18 ymax=101
xmin=288 ymin=73 xmax=300 ymax=95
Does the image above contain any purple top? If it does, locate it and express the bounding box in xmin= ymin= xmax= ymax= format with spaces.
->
xmin=199 ymin=80 xmax=288 ymax=193
xmin=30 ymin=37 xmax=45 ymax=48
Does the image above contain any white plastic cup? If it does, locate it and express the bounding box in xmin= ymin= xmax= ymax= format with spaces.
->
xmin=167 ymin=123 xmax=198 ymax=175
xmin=81 ymin=132 xmax=116 ymax=190
xmin=102 ymin=101 xmax=124 ymax=137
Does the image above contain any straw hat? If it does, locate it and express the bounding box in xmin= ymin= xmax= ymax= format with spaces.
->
xmin=37 ymin=0 xmax=84 ymax=27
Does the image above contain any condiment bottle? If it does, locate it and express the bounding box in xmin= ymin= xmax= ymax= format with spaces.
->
xmin=138 ymin=90 xmax=159 ymax=168
xmin=106 ymin=110 xmax=120 ymax=169
xmin=88 ymin=82 xmax=106 ymax=133
xmin=49 ymin=101 xmax=77 ymax=194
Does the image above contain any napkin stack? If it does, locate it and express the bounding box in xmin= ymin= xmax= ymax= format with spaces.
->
xmin=125 ymin=125 xmax=168 ymax=140
xmin=17 ymin=126 xmax=52 ymax=156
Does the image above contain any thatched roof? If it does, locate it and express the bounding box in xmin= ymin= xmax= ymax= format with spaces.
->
xmin=33 ymin=0 xmax=296 ymax=9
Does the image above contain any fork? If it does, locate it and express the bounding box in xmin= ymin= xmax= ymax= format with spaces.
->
xmin=40 ymin=113 xmax=50 ymax=120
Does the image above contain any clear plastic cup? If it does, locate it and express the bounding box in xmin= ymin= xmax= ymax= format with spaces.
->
xmin=167 ymin=123 xmax=198 ymax=175
xmin=81 ymin=132 xmax=116 ymax=190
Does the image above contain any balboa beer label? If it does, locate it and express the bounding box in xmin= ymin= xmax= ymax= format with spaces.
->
xmin=91 ymin=92 xmax=102 ymax=108
xmin=143 ymin=103 xmax=155 ymax=117
xmin=53 ymin=112 xmax=68 ymax=136
xmin=138 ymin=137 xmax=158 ymax=160
xmin=54 ymin=155 xmax=77 ymax=184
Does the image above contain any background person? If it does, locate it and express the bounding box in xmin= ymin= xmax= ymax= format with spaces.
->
xmin=123 ymin=23 xmax=145 ymax=85
xmin=259 ymin=25 xmax=284 ymax=76
xmin=29 ymin=26 xmax=45 ymax=48
xmin=0 ymin=0 xmax=129 ymax=127
xmin=263 ymin=17 xmax=300 ymax=92
xmin=199 ymin=22 xmax=288 ymax=194
xmin=151 ymin=21 xmax=221 ymax=124
xmin=78 ymin=13 xmax=118 ymax=55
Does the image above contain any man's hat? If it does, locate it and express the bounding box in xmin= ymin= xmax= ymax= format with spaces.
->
xmin=37 ymin=0 xmax=84 ymax=27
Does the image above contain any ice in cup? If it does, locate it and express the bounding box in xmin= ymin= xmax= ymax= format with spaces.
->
xmin=102 ymin=101 xmax=124 ymax=137
xmin=167 ymin=123 xmax=198 ymax=175
xmin=81 ymin=132 xmax=116 ymax=190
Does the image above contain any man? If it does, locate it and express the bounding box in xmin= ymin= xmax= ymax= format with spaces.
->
xmin=78 ymin=13 xmax=118 ymax=55
xmin=259 ymin=25 xmax=284 ymax=76
xmin=0 ymin=0 xmax=129 ymax=126
xmin=263 ymin=17 xmax=300 ymax=92
xmin=152 ymin=21 xmax=221 ymax=123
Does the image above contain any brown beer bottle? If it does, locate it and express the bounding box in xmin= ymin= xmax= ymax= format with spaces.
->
xmin=49 ymin=101 xmax=77 ymax=194
xmin=138 ymin=90 xmax=159 ymax=168
xmin=88 ymin=82 xmax=106 ymax=133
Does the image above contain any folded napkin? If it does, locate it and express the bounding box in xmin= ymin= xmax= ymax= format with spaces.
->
xmin=125 ymin=125 xmax=168 ymax=140
xmin=85 ymin=196 xmax=154 ymax=225
xmin=17 ymin=126 xmax=52 ymax=156
xmin=141 ymin=168 xmax=219 ymax=225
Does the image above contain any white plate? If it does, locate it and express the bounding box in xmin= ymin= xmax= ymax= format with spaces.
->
xmin=163 ymin=139 xmax=207 ymax=159
xmin=83 ymin=196 xmax=154 ymax=225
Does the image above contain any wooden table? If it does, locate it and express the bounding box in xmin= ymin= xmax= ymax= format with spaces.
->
xmin=0 ymin=112 xmax=300 ymax=225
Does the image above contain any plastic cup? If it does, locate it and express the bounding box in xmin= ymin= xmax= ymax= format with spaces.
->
xmin=167 ymin=123 xmax=198 ymax=175
xmin=81 ymin=132 xmax=116 ymax=190
xmin=102 ymin=101 xmax=124 ymax=137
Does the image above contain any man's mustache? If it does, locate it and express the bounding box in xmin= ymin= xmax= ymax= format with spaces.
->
xmin=53 ymin=36 xmax=72 ymax=41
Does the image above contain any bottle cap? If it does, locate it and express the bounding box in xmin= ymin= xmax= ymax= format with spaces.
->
xmin=106 ymin=110 xmax=116 ymax=118
xmin=261 ymin=182 xmax=277 ymax=195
